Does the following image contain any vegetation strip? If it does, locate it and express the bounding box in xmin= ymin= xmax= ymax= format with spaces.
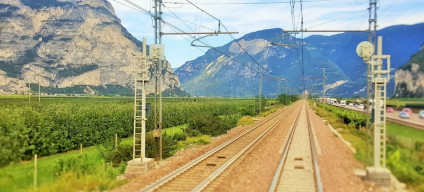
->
xmin=312 ymin=102 xmax=424 ymax=191
xmin=330 ymin=103 xmax=424 ymax=130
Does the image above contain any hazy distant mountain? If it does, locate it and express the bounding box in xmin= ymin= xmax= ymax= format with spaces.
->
xmin=394 ymin=46 xmax=424 ymax=98
xmin=0 ymin=0 xmax=183 ymax=95
xmin=175 ymin=23 xmax=424 ymax=97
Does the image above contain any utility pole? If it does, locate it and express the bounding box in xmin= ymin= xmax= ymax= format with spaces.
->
xmin=147 ymin=0 xmax=237 ymax=161
xmin=152 ymin=0 xmax=164 ymax=161
xmin=277 ymin=81 xmax=281 ymax=96
xmin=285 ymin=81 xmax=287 ymax=95
xmin=365 ymin=0 xmax=377 ymax=167
xmin=322 ymin=68 xmax=326 ymax=104
xmin=366 ymin=0 xmax=377 ymax=114
xmin=38 ymin=72 xmax=40 ymax=103
xmin=258 ymin=68 xmax=263 ymax=114
xmin=28 ymin=81 xmax=31 ymax=101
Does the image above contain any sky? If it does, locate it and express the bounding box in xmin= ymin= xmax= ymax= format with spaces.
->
xmin=108 ymin=0 xmax=424 ymax=68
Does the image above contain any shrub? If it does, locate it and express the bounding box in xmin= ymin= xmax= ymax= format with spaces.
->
xmin=188 ymin=113 xmax=239 ymax=137
xmin=145 ymin=132 xmax=178 ymax=159
xmin=103 ymin=145 xmax=133 ymax=166
xmin=237 ymin=116 xmax=254 ymax=126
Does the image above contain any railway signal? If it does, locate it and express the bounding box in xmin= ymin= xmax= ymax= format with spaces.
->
xmin=356 ymin=36 xmax=392 ymax=187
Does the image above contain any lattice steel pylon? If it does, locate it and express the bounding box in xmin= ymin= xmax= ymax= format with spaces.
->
xmin=365 ymin=0 xmax=377 ymax=125
xmin=132 ymin=38 xmax=150 ymax=160
xmin=365 ymin=0 xmax=377 ymax=166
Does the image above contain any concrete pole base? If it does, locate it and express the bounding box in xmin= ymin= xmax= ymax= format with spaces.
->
xmin=365 ymin=167 xmax=391 ymax=188
xmin=124 ymin=158 xmax=155 ymax=178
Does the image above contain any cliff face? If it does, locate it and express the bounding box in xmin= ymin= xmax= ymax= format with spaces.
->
xmin=0 ymin=0 xmax=182 ymax=95
xmin=395 ymin=48 xmax=424 ymax=98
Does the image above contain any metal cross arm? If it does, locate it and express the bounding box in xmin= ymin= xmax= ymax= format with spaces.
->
xmin=282 ymin=29 xmax=369 ymax=33
xmin=161 ymin=31 xmax=238 ymax=35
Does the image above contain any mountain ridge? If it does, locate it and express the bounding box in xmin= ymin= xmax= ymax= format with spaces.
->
xmin=176 ymin=23 xmax=424 ymax=97
xmin=0 ymin=0 xmax=183 ymax=95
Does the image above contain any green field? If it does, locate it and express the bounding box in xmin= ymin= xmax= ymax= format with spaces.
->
xmin=0 ymin=95 xmax=282 ymax=192
xmin=0 ymin=145 xmax=126 ymax=192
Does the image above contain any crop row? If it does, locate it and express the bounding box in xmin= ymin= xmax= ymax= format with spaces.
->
xmin=0 ymin=98 xmax=257 ymax=166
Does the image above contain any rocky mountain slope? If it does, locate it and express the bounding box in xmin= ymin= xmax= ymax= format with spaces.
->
xmin=0 ymin=0 xmax=182 ymax=95
xmin=176 ymin=23 xmax=424 ymax=97
xmin=394 ymin=46 xmax=424 ymax=98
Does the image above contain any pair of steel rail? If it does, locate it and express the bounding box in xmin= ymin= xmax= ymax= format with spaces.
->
xmin=140 ymin=102 xmax=323 ymax=192
xmin=268 ymin=103 xmax=323 ymax=192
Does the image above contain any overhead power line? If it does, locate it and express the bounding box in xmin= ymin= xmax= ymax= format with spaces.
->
xmin=163 ymin=0 xmax=337 ymax=5
xmin=111 ymin=0 xmax=285 ymax=82
xmin=221 ymin=23 xmax=269 ymax=73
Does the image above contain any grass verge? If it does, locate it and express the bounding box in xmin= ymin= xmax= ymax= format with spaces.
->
xmin=0 ymin=146 xmax=127 ymax=192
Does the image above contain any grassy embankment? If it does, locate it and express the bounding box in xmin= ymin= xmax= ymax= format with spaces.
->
xmin=311 ymin=102 xmax=424 ymax=191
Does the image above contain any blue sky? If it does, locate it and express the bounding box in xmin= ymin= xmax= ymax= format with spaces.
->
xmin=108 ymin=0 xmax=424 ymax=68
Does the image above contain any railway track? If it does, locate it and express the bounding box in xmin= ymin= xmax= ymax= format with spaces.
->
xmin=269 ymin=103 xmax=323 ymax=192
xmin=140 ymin=102 xmax=300 ymax=192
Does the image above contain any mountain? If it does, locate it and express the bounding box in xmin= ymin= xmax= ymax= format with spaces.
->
xmin=0 ymin=0 xmax=183 ymax=95
xmin=394 ymin=46 xmax=424 ymax=98
xmin=175 ymin=23 xmax=424 ymax=97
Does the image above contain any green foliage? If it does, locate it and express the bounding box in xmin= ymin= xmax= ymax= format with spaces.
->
xmin=277 ymin=94 xmax=299 ymax=105
xmin=54 ymin=154 xmax=100 ymax=176
xmin=0 ymin=102 xmax=132 ymax=166
xmin=0 ymin=97 xmax=256 ymax=166
xmin=0 ymin=145 xmax=126 ymax=192
xmin=237 ymin=116 xmax=254 ymax=126
xmin=100 ymin=145 xmax=133 ymax=166
xmin=144 ymin=132 xmax=179 ymax=159
xmin=177 ymin=135 xmax=211 ymax=150
xmin=316 ymin=102 xmax=366 ymax=128
xmin=188 ymin=113 xmax=240 ymax=137
xmin=30 ymin=170 xmax=126 ymax=192
xmin=255 ymin=96 xmax=268 ymax=113
xmin=386 ymin=146 xmax=424 ymax=186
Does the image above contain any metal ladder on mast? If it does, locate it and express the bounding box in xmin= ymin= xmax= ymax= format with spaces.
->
xmin=132 ymin=43 xmax=150 ymax=160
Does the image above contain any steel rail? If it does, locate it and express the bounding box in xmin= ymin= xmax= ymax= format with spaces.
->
xmin=306 ymin=106 xmax=324 ymax=192
xmin=139 ymin=103 xmax=298 ymax=192
xmin=268 ymin=104 xmax=303 ymax=192
xmin=191 ymin=104 xmax=293 ymax=191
